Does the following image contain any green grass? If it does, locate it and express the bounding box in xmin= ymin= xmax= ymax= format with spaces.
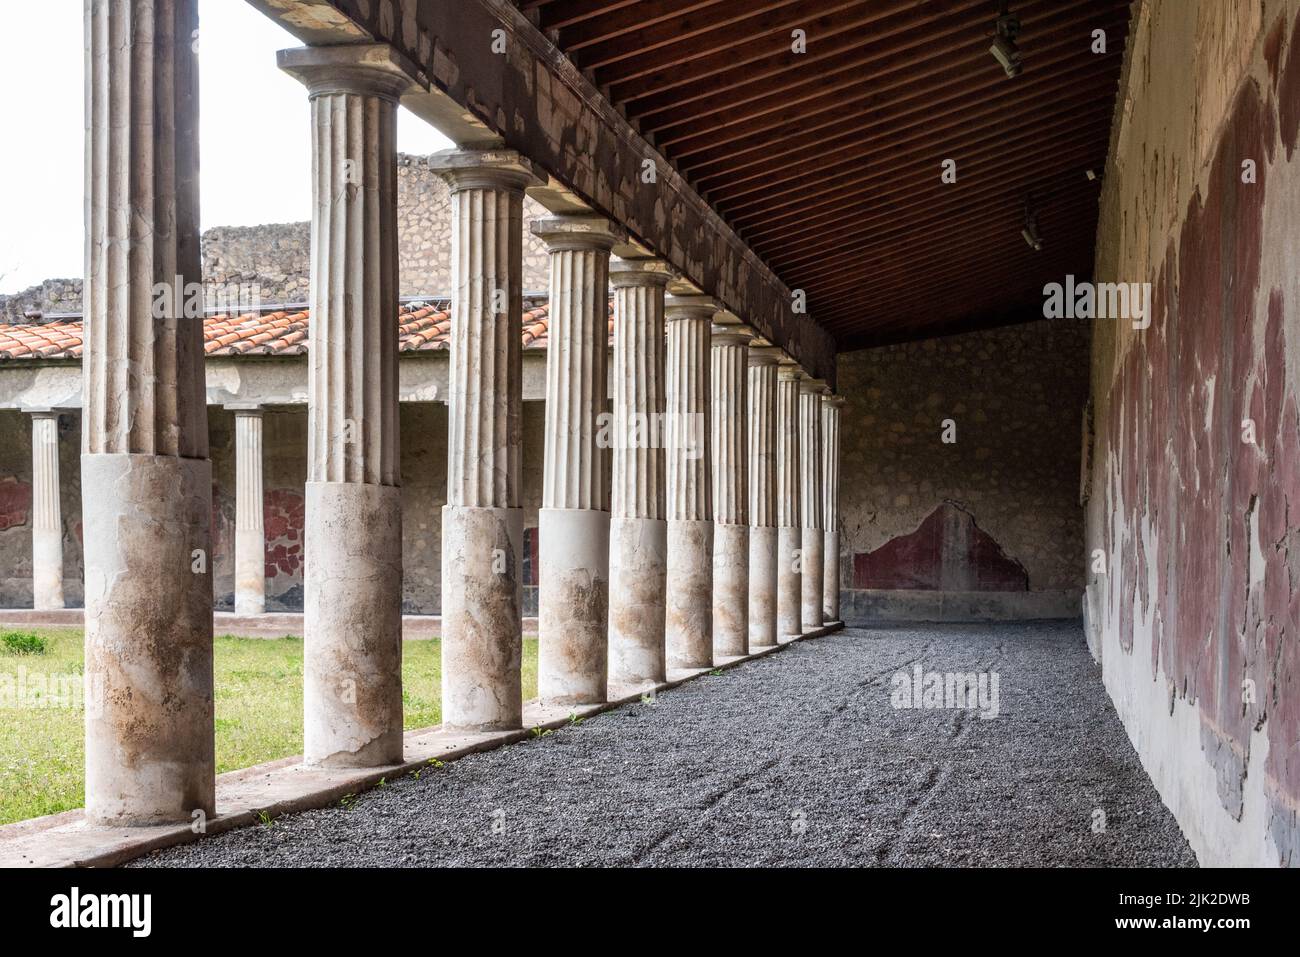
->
xmin=0 ymin=629 xmax=539 ymax=826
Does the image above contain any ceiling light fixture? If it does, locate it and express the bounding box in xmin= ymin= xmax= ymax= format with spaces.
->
xmin=1021 ymin=199 xmax=1043 ymax=251
xmin=990 ymin=4 xmax=1022 ymax=78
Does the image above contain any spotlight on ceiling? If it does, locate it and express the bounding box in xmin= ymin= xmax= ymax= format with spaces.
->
xmin=1022 ymin=199 xmax=1043 ymax=251
xmin=989 ymin=6 xmax=1022 ymax=78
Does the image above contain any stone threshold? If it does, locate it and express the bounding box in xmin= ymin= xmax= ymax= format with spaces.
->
xmin=0 ymin=621 xmax=844 ymax=868
xmin=0 ymin=609 xmax=541 ymax=638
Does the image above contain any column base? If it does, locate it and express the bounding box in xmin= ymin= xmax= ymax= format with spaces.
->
xmin=441 ymin=504 xmax=524 ymax=732
xmin=234 ymin=527 xmax=265 ymax=616
xmin=538 ymin=507 xmax=610 ymax=706
xmin=32 ymin=527 xmax=64 ymax=611
xmin=303 ymin=482 xmax=403 ymax=768
xmin=82 ymin=453 xmax=215 ymax=826
xmin=801 ymin=526 xmax=825 ymax=631
xmin=777 ymin=525 xmax=802 ymax=638
xmin=713 ymin=522 xmax=749 ymax=657
xmin=748 ymin=525 xmax=778 ymax=648
xmin=666 ymin=518 xmax=713 ymax=670
xmin=823 ymin=529 xmax=840 ymax=622
xmin=608 ymin=516 xmax=667 ymax=686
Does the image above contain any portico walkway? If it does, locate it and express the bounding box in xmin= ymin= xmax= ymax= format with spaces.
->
xmin=130 ymin=622 xmax=1195 ymax=868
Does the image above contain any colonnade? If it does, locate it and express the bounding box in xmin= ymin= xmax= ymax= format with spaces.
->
xmin=72 ymin=3 xmax=842 ymax=826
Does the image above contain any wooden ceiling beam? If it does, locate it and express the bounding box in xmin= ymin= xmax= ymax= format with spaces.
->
xmin=701 ymin=59 xmax=1115 ymax=209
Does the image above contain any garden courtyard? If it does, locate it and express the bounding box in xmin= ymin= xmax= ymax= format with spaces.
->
xmin=0 ymin=628 xmax=540 ymax=825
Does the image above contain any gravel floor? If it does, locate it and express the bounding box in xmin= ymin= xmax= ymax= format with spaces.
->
xmin=132 ymin=622 xmax=1197 ymax=867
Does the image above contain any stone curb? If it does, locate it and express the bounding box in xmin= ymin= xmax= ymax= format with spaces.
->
xmin=0 ymin=621 xmax=844 ymax=868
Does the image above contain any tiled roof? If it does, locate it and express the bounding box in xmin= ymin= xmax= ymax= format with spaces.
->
xmin=0 ymin=299 xmax=615 ymax=361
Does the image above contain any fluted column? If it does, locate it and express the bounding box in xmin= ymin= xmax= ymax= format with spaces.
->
xmin=532 ymin=215 xmax=622 ymax=705
xmin=429 ymin=148 xmax=540 ymax=731
xmin=664 ymin=295 xmax=715 ymax=669
xmin=776 ymin=364 xmax=803 ymax=638
xmin=29 ymin=411 xmax=64 ymax=611
xmin=747 ymin=349 xmax=780 ymax=648
xmin=607 ymin=258 xmax=672 ymax=687
xmin=711 ymin=324 xmax=750 ymax=658
xmin=82 ymin=0 xmax=213 ymax=825
xmin=800 ymin=378 xmax=827 ymax=631
xmin=233 ymin=408 xmax=265 ymax=616
xmin=281 ymin=44 xmax=419 ymax=767
xmin=822 ymin=395 xmax=846 ymax=622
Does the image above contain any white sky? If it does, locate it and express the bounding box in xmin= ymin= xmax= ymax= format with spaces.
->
xmin=0 ymin=0 xmax=452 ymax=295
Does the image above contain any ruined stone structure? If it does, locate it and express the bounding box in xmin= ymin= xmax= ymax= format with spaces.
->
xmin=0 ymin=0 xmax=1296 ymax=870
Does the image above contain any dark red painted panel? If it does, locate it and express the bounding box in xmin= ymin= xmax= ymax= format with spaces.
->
xmin=853 ymin=502 xmax=1028 ymax=591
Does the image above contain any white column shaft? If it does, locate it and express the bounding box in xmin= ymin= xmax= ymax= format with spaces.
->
xmin=747 ymin=353 xmax=779 ymax=647
xmin=822 ymin=396 xmax=845 ymax=621
xmin=608 ymin=259 xmax=671 ymax=687
xmin=664 ymin=298 xmax=714 ymax=669
xmin=776 ymin=367 xmax=802 ymax=638
xmin=535 ymin=217 xmax=619 ymax=705
xmin=30 ymin=413 xmax=64 ymax=611
xmin=234 ymin=411 xmax=265 ymax=616
xmin=800 ymin=382 xmax=825 ymax=631
xmin=282 ymin=45 xmax=415 ymax=767
xmin=82 ymin=0 xmax=214 ymax=826
xmin=711 ymin=328 xmax=749 ymax=657
xmin=430 ymin=149 xmax=539 ymax=731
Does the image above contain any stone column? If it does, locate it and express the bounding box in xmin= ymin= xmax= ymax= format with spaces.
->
xmin=429 ymin=148 xmax=540 ymax=731
xmin=664 ymin=295 xmax=715 ymax=670
xmin=747 ymin=350 xmax=780 ymax=648
xmin=775 ymin=364 xmax=803 ymax=638
xmin=822 ymin=394 xmax=846 ymax=622
xmin=28 ymin=411 xmax=64 ymax=611
xmin=607 ymin=258 xmax=672 ymax=688
xmin=711 ymin=324 xmax=750 ymax=658
xmin=232 ymin=408 xmax=265 ymax=616
xmin=82 ymin=0 xmax=214 ymax=825
xmin=800 ymin=378 xmax=827 ymax=631
xmin=532 ymin=215 xmax=622 ymax=705
xmin=280 ymin=44 xmax=419 ymax=767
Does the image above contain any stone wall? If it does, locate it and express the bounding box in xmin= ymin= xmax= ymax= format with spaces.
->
xmin=0 ymin=279 xmax=83 ymax=322
xmin=0 ymin=153 xmax=554 ymax=319
xmin=835 ymin=317 xmax=1090 ymax=622
xmin=1085 ymin=0 xmax=1300 ymax=866
xmin=398 ymin=155 xmax=552 ymax=296
xmin=202 ymin=222 xmax=311 ymax=305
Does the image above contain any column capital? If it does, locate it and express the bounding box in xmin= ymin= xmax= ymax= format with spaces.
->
xmin=426 ymin=147 xmax=543 ymax=194
xmin=711 ymin=323 xmax=753 ymax=346
xmin=823 ymin=393 xmax=848 ymax=408
xmin=799 ymin=377 xmax=829 ymax=395
xmin=531 ymin=214 xmax=625 ymax=252
xmin=748 ymin=346 xmax=783 ymax=367
xmin=609 ymin=256 xmax=674 ymax=288
xmin=665 ymin=294 xmax=719 ymax=322
xmin=227 ymin=404 xmax=264 ymax=416
xmin=777 ymin=362 xmax=805 ymax=382
xmin=23 ymin=407 xmax=63 ymax=419
xmin=278 ymin=43 xmax=424 ymax=101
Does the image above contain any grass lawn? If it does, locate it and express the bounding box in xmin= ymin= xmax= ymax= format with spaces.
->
xmin=0 ymin=628 xmax=539 ymax=826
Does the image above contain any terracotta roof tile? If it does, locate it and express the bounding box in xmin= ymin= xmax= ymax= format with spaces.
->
xmin=0 ymin=298 xmax=616 ymax=362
